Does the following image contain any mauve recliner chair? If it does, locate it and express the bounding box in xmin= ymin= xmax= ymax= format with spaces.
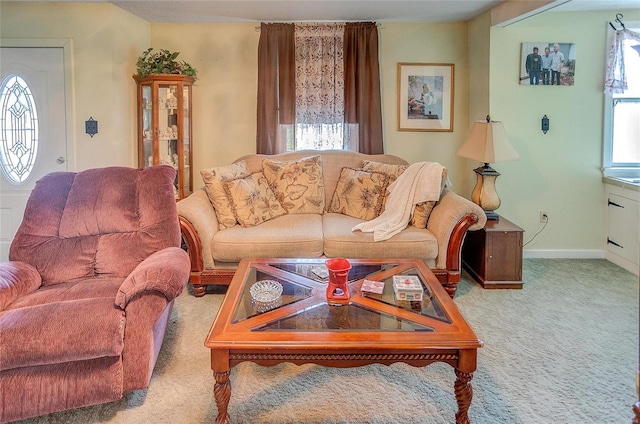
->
xmin=0 ymin=165 xmax=190 ymax=422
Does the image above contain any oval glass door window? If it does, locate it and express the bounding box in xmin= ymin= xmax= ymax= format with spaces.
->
xmin=0 ymin=74 xmax=39 ymax=184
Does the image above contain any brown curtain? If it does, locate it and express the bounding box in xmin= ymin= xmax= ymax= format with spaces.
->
xmin=256 ymin=23 xmax=295 ymax=154
xmin=344 ymin=22 xmax=383 ymax=154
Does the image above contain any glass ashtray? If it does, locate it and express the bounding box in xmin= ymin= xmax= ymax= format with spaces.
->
xmin=250 ymin=280 xmax=283 ymax=303
xmin=251 ymin=296 xmax=283 ymax=313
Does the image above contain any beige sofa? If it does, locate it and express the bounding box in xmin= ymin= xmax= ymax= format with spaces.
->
xmin=177 ymin=150 xmax=486 ymax=297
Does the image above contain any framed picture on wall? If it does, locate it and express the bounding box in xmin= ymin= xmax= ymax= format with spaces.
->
xmin=397 ymin=63 xmax=454 ymax=132
xmin=520 ymin=42 xmax=576 ymax=86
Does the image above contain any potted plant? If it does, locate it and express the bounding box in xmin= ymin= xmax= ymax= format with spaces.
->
xmin=136 ymin=48 xmax=197 ymax=78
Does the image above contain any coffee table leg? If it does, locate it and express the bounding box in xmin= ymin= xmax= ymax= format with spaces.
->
xmin=454 ymin=368 xmax=473 ymax=424
xmin=214 ymin=370 xmax=231 ymax=424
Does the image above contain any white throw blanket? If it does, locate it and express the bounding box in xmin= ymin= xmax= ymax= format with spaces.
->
xmin=352 ymin=161 xmax=444 ymax=241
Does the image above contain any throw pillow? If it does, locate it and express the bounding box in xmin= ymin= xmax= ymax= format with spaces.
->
xmin=362 ymin=160 xmax=447 ymax=228
xmin=201 ymin=161 xmax=250 ymax=230
xmin=361 ymin=160 xmax=408 ymax=184
xmin=361 ymin=160 xmax=408 ymax=210
xmin=411 ymin=167 xmax=447 ymax=228
xmin=262 ymin=155 xmax=325 ymax=214
xmin=223 ymin=172 xmax=287 ymax=227
xmin=329 ymin=167 xmax=389 ymax=220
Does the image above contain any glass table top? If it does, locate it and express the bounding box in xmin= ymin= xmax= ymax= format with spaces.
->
xmin=230 ymin=260 xmax=451 ymax=331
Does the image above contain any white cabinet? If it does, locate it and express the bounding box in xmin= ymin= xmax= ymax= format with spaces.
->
xmin=604 ymin=181 xmax=639 ymax=275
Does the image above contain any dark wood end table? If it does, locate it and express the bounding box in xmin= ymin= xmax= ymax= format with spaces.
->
xmin=462 ymin=216 xmax=524 ymax=289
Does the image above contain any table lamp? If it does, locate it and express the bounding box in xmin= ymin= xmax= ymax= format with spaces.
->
xmin=456 ymin=115 xmax=519 ymax=220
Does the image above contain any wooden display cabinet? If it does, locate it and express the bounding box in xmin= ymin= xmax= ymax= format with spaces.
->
xmin=133 ymin=74 xmax=194 ymax=200
xmin=462 ymin=215 xmax=524 ymax=289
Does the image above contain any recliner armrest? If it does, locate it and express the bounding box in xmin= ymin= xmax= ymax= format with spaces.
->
xmin=115 ymin=247 xmax=190 ymax=309
xmin=0 ymin=261 xmax=42 ymax=311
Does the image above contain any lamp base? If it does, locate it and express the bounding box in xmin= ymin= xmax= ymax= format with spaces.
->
xmin=471 ymin=164 xmax=502 ymax=221
xmin=483 ymin=210 xmax=500 ymax=220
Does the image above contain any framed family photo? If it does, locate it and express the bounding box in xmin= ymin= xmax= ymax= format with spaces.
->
xmin=397 ymin=63 xmax=454 ymax=132
xmin=519 ymin=42 xmax=576 ymax=86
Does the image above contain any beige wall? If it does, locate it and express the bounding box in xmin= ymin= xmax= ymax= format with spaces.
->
xmin=151 ymin=23 xmax=260 ymax=173
xmin=150 ymin=22 xmax=471 ymax=191
xmin=0 ymin=2 xmax=149 ymax=169
xmin=377 ymin=21 xmax=469 ymax=188
xmin=468 ymin=12 xmax=491 ymax=130
xmin=465 ymin=11 xmax=492 ymax=198
xmin=488 ymin=8 xmax=640 ymax=254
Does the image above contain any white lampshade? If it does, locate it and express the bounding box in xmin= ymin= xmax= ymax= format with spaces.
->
xmin=456 ymin=118 xmax=520 ymax=164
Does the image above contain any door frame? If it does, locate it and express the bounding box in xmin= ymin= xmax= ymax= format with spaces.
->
xmin=0 ymin=38 xmax=76 ymax=171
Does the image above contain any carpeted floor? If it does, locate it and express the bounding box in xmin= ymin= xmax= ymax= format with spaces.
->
xmin=13 ymin=259 xmax=639 ymax=424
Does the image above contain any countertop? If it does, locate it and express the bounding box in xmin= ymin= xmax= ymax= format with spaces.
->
xmin=603 ymin=176 xmax=640 ymax=192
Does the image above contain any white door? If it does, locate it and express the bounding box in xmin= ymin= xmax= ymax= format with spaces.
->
xmin=0 ymin=47 xmax=68 ymax=261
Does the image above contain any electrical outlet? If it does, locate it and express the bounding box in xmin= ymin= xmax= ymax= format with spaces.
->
xmin=540 ymin=211 xmax=549 ymax=223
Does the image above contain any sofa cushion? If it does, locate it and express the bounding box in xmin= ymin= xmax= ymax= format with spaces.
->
xmin=322 ymin=213 xmax=438 ymax=266
xmin=224 ymin=172 xmax=287 ymax=227
xmin=201 ymin=161 xmax=250 ymax=230
xmin=0 ymin=296 xmax=125 ymax=372
xmin=212 ymin=214 xmax=324 ymax=262
xmin=328 ymin=168 xmax=389 ymax=220
xmin=262 ymin=155 xmax=325 ymax=214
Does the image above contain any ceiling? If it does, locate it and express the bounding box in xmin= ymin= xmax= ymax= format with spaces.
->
xmin=105 ymin=0 xmax=639 ymax=24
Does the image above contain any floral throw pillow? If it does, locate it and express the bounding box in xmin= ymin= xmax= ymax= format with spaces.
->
xmin=201 ymin=161 xmax=250 ymax=230
xmin=362 ymin=160 xmax=447 ymax=228
xmin=411 ymin=167 xmax=447 ymax=228
xmin=223 ymin=172 xmax=287 ymax=227
xmin=361 ymin=160 xmax=408 ymax=210
xmin=329 ymin=167 xmax=389 ymax=220
xmin=361 ymin=160 xmax=408 ymax=184
xmin=262 ymin=155 xmax=325 ymax=214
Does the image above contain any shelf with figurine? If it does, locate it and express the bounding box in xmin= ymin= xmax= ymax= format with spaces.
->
xmin=134 ymin=72 xmax=195 ymax=200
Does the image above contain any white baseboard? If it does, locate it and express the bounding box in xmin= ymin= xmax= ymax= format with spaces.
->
xmin=523 ymin=250 xmax=606 ymax=259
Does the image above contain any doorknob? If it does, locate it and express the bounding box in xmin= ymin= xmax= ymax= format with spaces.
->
xmin=56 ymin=157 xmax=65 ymax=164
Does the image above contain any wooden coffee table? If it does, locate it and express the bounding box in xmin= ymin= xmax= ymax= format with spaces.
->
xmin=205 ymin=258 xmax=483 ymax=424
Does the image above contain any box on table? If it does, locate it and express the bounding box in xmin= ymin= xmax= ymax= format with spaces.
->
xmin=392 ymin=275 xmax=424 ymax=301
xmin=361 ymin=279 xmax=385 ymax=294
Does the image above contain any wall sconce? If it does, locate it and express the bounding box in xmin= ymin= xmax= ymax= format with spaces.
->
xmin=85 ymin=117 xmax=98 ymax=137
xmin=541 ymin=115 xmax=549 ymax=134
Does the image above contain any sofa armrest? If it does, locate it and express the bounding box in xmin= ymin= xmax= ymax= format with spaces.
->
xmin=115 ymin=247 xmax=190 ymax=309
xmin=177 ymin=188 xmax=219 ymax=271
xmin=427 ymin=188 xmax=487 ymax=270
xmin=0 ymin=261 xmax=42 ymax=311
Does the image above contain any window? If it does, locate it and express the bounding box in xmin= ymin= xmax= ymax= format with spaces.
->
xmin=603 ymin=24 xmax=640 ymax=177
xmin=256 ymin=22 xmax=383 ymax=155
xmin=0 ymin=74 xmax=39 ymax=184
xmin=285 ymin=23 xmax=355 ymax=151
xmin=283 ymin=123 xmax=357 ymax=151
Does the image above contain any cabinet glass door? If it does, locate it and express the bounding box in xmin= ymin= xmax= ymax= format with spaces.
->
xmin=141 ymin=85 xmax=153 ymax=167
xmin=135 ymin=74 xmax=194 ymax=200
xmin=157 ymin=83 xmax=178 ymax=167
xmin=181 ymin=84 xmax=191 ymax=197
